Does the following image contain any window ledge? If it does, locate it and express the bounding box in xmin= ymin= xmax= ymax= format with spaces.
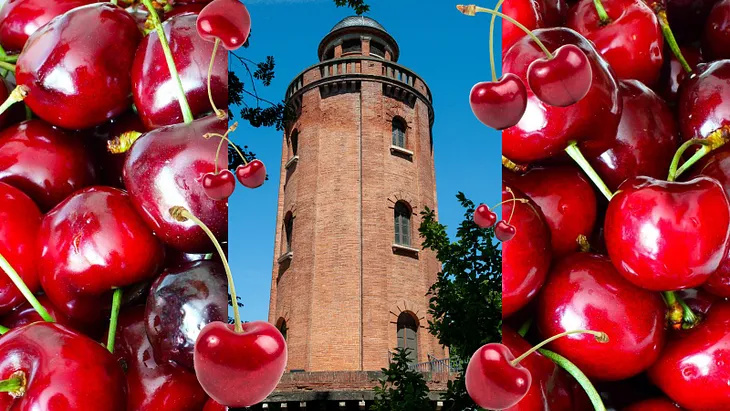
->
xmin=390 ymin=145 xmax=414 ymax=158
xmin=277 ymin=251 xmax=293 ymax=264
xmin=285 ymin=155 xmax=299 ymax=169
xmin=392 ymin=244 xmax=419 ymax=255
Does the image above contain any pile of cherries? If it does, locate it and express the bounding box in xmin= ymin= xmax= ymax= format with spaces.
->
xmin=0 ymin=0 xmax=285 ymax=409
xmin=463 ymin=0 xmax=730 ymax=409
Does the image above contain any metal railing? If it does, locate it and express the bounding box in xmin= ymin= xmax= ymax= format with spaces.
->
xmin=387 ymin=351 xmax=464 ymax=373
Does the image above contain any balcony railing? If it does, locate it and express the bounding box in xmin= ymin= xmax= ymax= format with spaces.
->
xmin=387 ymin=351 xmax=465 ymax=373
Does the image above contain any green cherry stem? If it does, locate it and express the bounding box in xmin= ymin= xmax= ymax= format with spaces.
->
xmin=511 ymin=329 xmax=608 ymax=365
xmin=663 ymin=291 xmax=699 ymax=330
xmin=0 ymin=55 xmax=17 ymax=63
xmin=0 ymin=371 xmax=26 ymax=397
xmin=667 ymin=138 xmax=712 ymax=182
xmin=517 ymin=318 xmax=532 ymax=337
xmin=593 ymin=0 xmax=610 ymax=24
xmin=654 ymin=8 xmax=691 ymax=74
xmin=0 ymin=44 xmax=8 ymax=77
xmin=539 ymin=349 xmax=606 ymax=411
xmin=502 ymin=155 xmax=529 ymax=174
xmin=208 ymin=38 xmax=225 ymax=119
xmin=565 ymin=142 xmax=613 ymax=200
xmin=488 ymin=0 xmax=505 ymax=82
xmin=169 ymin=206 xmax=243 ymax=333
xmin=0 ymin=62 xmax=15 ymax=73
xmin=105 ymin=288 xmax=123 ymax=354
xmin=0 ymin=325 xmax=9 ymax=335
xmin=205 ymin=123 xmax=249 ymax=171
xmin=0 ymin=252 xmax=53 ymax=323
xmin=140 ymin=0 xmax=194 ymax=124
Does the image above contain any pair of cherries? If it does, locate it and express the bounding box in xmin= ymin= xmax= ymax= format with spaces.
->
xmin=474 ymin=187 xmax=525 ymax=242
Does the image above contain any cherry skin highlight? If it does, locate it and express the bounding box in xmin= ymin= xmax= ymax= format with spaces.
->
xmin=469 ymin=74 xmax=528 ymax=130
xmin=203 ymin=398 xmax=229 ymax=411
xmin=657 ymin=46 xmax=702 ymax=106
xmin=678 ymin=60 xmax=730 ymax=142
xmin=197 ymin=0 xmax=252 ymax=50
xmin=527 ymin=44 xmax=592 ymax=107
xmin=203 ymin=170 xmax=236 ymax=200
xmin=502 ymin=0 xmax=567 ymax=52
xmin=495 ymin=220 xmax=517 ymax=242
xmin=236 ymin=159 xmax=267 ymax=189
xmin=474 ymin=204 xmax=497 ymax=228
xmin=465 ymin=342 xmax=531 ymax=410
xmin=703 ymin=0 xmax=730 ymax=60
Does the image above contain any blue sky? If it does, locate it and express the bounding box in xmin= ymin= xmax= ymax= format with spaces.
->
xmin=228 ymin=0 xmax=502 ymax=322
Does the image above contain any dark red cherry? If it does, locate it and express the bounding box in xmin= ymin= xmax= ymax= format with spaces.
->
xmin=123 ymin=115 xmax=228 ymax=253
xmin=623 ymin=397 xmax=682 ymax=411
xmin=197 ymin=0 xmax=251 ymax=50
xmin=465 ymin=342 xmax=531 ymax=410
xmin=37 ymin=186 xmax=165 ymax=323
xmin=0 ymin=322 xmax=127 ymax=409
xmin=0 ymin=119 xmax=98 ymax=211
xmin=15 ymin=3 xmax=141 ymax=130
xmin=90 ymin=111 xmax=146 ymax=189
xmin=703 ymin=0 xmax=730 ymax=60
xmin=502 ymin=185 xmax=551 ymax=318
xmin=145 ymin=261 xmax=227 ymax=370
xmin=588 ymin=80 xmax=679 ymax=192
xmin=469 ymin=74 xmax=528 ymax=130
xmin=474 ymin=204 xmax=497 ymax=228
xmin=203 ymin=170 xmax=236 ymax=200
xmin=677 ymin=287 xmax=719 ymax=316
xmin=0 ymin=0 xmax=98 ymax=52
xmin=657 ymin=46 xmax=702 ymax=105
xmin=503 ymin=0 xmax=567 ymax=52
xmin=164 ymin=248 xmax=216 ymax=268
xmin=115 ymin=306 xmax=208 ymax=411
xmin=604 ymin=176 xmax=730 ymax=291
xmin=194 ymin=321 xmax=287 ymax=407
xmin=132 ymin=13 xmax=227 ymax=130
xmin=567 ymin=0 xmax=663 ymax=85
xmin=537 ymin=253 xmax=666 ymax=380
xmin=495 ymin=220 xmax=517 ymax=242
xmin=204 ymin=399 xmax=228 ymax=411
xmin=504 ymin=166 xmax=596 ymax=256
xmin=503 ymin=28 xmax=621 ymax=163
xmin=666 ymin=0 xmax=718 ymax=45
xmin=527 ymin=44 xmax=592 ymax=107
xmin=236 ymin=159 xmax=266 ymax=189
xmin=0 ymin=182 xmax=41 ymax=315
xmin=678 ymin=60 xmax=730 ymax=142
xmin=1 ymin=294 xmax=78 ymax=332
xmin=649 ymin=301 xmax=730 ymax=409
xmin=165 ymin=3 xmax=206 ymax=19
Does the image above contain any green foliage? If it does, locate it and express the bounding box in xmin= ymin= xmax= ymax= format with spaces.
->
xmin=333 ymin=0 xmax=370 ymax=14
xmin=419 ymin=192 xmax=502 ymax=410
xmin=370 ymin=348 xmax=432 ymax=411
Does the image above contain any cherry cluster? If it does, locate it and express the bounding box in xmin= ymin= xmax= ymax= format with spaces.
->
xmin=0 ymin=0 xmax=284 ymax=409
xmin=463 ymin=0 xmax=730 ymax=409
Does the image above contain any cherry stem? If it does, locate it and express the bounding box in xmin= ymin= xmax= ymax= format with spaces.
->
xmin=0 ymin=86 xmax=28 ymax=120
xmin=539 ymin=349 xmax=606 ymax=411
xmin=111 ymin=0 xmax=118 ymax=5
xmin=0 ymin=62 xmax=15 ymax=73
xmin=169 ymin=206 xmax=242 ymax=333
xmin=663 ymin=291 xmax=699 ymax=330
xmin=502 ymin=155 xmax=529 ymax=174
xmin=0 ymin=252 xmax=53 ymax=323
xmin=207 ymin=39 xmax=225 ymax=119
xmin=577 ymin=234 xmax=591 ymax=252
xmin=0 ymin=45 xmax=8 ymax=77
xmin=0 ymin=371 xmax=26 ymax=397
xmin=105 ymin=288 xmax=123 ymax=354
xmin=667 ymin=138 xmax=712 ymax=182
xmin=140 ymin=0 xmax=194 ymax=124
xmin=565 ymin=142 xmax=613 ymax=201
xmin=107 ymin=131 xmax=143 ymax=155
xmin=593 ymin=0 xmax=610 ymax=24
xmin=517 ymin=318 xmax=532 ymax=337
xmin=0 ymin=55 xmax=17 ymax=63
xmin=0 ymin=325 xmax=8 ymax=335
xmin=488 ymin=0 xmax=505 ymax=82
xmin=654 ymin=8 xmax=691 ymax=74
xmin=510 ymin=329 xmax=609 ymax=365
xmin=506 ymin=187 xmax=517 ymax=225
xmin=205 ymin=124 xmax=248 ymax=169
xmin=457 ymin=5 xmax=554 ymax=59
xmin=488 ymin=197 xmax=529 ymax=212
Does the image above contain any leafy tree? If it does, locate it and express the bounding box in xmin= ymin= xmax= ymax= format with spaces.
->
xmin=370 ymin=348 xmax=432 ymax=411
xmin=419 ymin=193 xmax=502 ymax=411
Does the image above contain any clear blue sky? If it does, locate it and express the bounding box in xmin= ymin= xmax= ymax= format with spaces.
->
xmin=229 ymin=0 xmax=502 ymax=322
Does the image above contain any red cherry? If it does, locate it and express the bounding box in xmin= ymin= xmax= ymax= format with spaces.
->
xmin=465 ymin=343 xmax=531 ymax=410
xmin=196 ymin=0 xmax=251 ymax=50
xmin=194 ymin=321 xmax=287 ymax=407
xmin=678 ymin=60 xmax=730 ymax=142
xmin=90 ymin=111 xmax=146 ymax=189
xmin=474 ymin=204 xmax=497 ymax=228
xmin=235 ymin=159 xmax=266 ymax=189
xmin=502 ymin=0 xmax=568 ymax=52
xmin=203 ymin=170 xmax=236 ymax=200
xmin=703 ymin=0 xmax=730 ymax=60
xmin=203 ymin=398 xmax=228 ymax=411
xmin=657 ymin=46 xmax=702 ymax=105
xmin=1 ymin=294 xmax=78 ymax=332
xmin=469 ymin=74 xmax=528 ymax=130
xmin=527 ymin=44 xmax=592 ymax=107
xmin=495 ymin=220 xmax=517 ymax=242
xmin=165 ymin=3 xmax=206 ymax=19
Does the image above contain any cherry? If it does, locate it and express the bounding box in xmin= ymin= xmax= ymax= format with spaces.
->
xmin=474 ymin=204 xmax=498 ymax=228
xmin=657 ymin=45 xmax=702 ymax=106
xmin=495 ymin=220 xmax=517 ymax=242
xmin=588 ymin=80 xmax=679 ymax=192
xmin=469 ymin=75 xmax=528 ymax=130
xmin=196 ymin=0 xmax=252 ymax=50
xmin=678 ymin=60 xmax=730 ymax=143
xmin=123 ymin=114 xmax=229 ymax=253
xmin=203 ymin=398 xmax=228 ymax=411
xmin=132 ymin=13 xmax=227 ymax=129
xmin=0 ymin=322 xmax=127 ymax=409
xmin=14 ymin=3 xmax=141 ymax=130
xmin=165 ymin=3 xmax=207 ymax=19
xmin=145 ymin=260 xmax=228 ymax=370
xmin=37 ymin=186 xmax=165 ymax=323
xmin=194 ymin=321 xmax=287 ymax=407
xmin=1 ymin=294 xmax=77 ymax=332
xmin=501 ymin=184 xmax=551 ymax=318
xmin=649 ymin=301 xmax=730 ymax=409
xmin=0 ymin=182 xmax=41 ymax=315
xmin=665 ymin=0 xmax=718 ymax=45
xmin=703 ymin=0 xmax=730 ymax=60
xmin=91 ymin=111 xmax=146 ymax=189
xmin=465 ymin=342 xmax=531 ymax=410
xmin=203 ymin=170 xmax=236 ymax=200
xmin=503 ymin=0 xmax=567 ymax=52
xmin=537 ymin=253 xmax=666 ymax=380
xmin=527 ymin=44 xmax=592 ymax=107
xmin=623 ymin=397 xmax=683 ymax=411
xmin=114 ymin=306 xmax=208 ymax=411
xmin=604 ymin=176 xmax=730 ymax=291
xmin=504 ymin=166 xmax=597 ymax=256
xmin=164 ymin=248 xmax=217 ymax=268
xmin=567 ymin=0 xmax=663 ymax=86
xmin=0 ymin=119 xmax=98 ymax=211
xmin=236 ymin=159 xmax=267 ymax=189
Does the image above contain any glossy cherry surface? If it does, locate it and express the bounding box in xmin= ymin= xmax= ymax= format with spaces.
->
xmin=504 ymin=166 xmax=596 ymax=256
xmin=678 ymin=60 xmax=730 ymax=142
xmin=1 ymin=294 xmax=78 ymax=331
xmin=475 ymin=204 xmax=497 ymax=228
xmin=0 ymin=119 xmax=98 ymax=211
xmin=15 ymin=3 xmax=141 ymax=130
xmin=194 ymin=320 xmax=287 ymax=407
xmin=537 ymin=253 xmax=666 ymax=381
xmin=465 ymin=342 xmax=531 ymax=410
xmin=90 ymin=111 xmax=146 ymax=189
xmin=236 ymin=159 xmax=266 ymax=189
xmin=133 ymin=13 xmax=227 ymax=130
xmin=649 ymin=302 xmax=730 ymax=409
xmin=589 ymin=80 xmax=679 ymax=192
xmin=503 ymin=28 xmax=621 ymax=163
xmin=145 ymin=260 xmax=228 ymax=370
xmin=123 ymin=115 xmax=228 ymax=253
xmin=527 ymin=44 xmax=592 ymax=107
xmin=203 ymin=399 xmax=229 ymax=411
xmin=657 ymin=46 xmax=702 ymax=106
xmin=469 ymin=75 xmax=527 ymax=130
xmin=165 ymin=3 xmax=206 ymax=19
xmin=197 ymin=0 xmax=251 ymax=50
xmin=604 ymin=176 xmax=730 ymax=291
xmin=0 ymin=182 xmax=41 ymax=315
xmin=0 ymin=322 xmax=127 ymax=410
xmin=203 ymin=170 xmax=236 ymax=200
xmin=704 ymin=0 xmax=730 ymax=60
xmin=495 ymin=220 xmax=517 ymax=242
xmin=503 ymin=0 xmax=567 ymax=52
xmin=567 ymin=0 xmax=663 ymax=85
xmin=38 ymin=186 xmax=165 ymax=323
xmin=502 ymin=184 xmax=551 ymax=318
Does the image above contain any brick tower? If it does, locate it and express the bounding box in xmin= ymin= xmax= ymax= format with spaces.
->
xmin=268 ymin=16 xmax=444 ymax=375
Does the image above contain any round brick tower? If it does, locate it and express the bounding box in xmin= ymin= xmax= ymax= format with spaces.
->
xmin=268 ymin=16 xmax=444 ymax=373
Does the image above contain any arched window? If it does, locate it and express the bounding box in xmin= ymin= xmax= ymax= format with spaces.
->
xmin=277 ymin=318 xmax=288 ymax=341
xmin=290 ymin=130 xmax=299 ymax=157
xmin=284 ymin=212 xmax=294 ymax=253
xmin=397 ymin=312 xmax=418 ymax=363
xmin=392 ymin=118 xmax=406 ymax=148
xmin=394 ymin=202 xmax=411 ymax=246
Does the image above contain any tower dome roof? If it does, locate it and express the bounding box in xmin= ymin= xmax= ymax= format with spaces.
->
xmin=329 ymin=16 xmax=388 ymax=33
xmin=318 ymin=15 xmax=399 ymax=62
